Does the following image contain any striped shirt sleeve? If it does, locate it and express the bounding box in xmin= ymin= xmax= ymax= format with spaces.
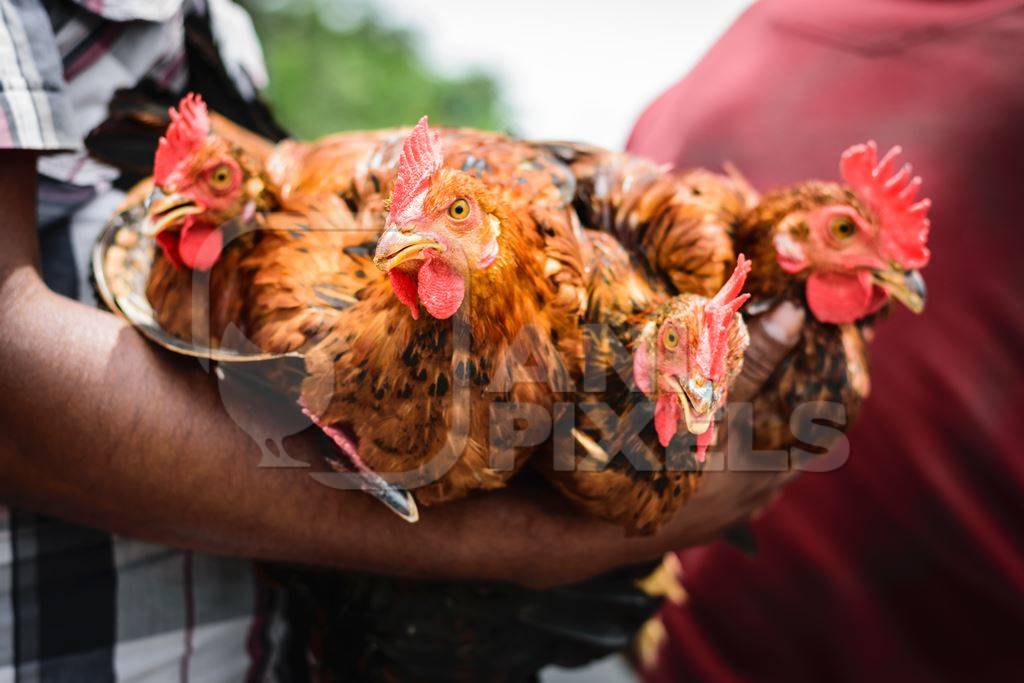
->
xmin=0 ymin=0 xmax=81 ymax=151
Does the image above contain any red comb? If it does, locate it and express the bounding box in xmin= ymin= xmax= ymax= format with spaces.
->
xmin=695 ymin=255 xmax=752 ymax=381
xmin=840 ymin=141 xmax=931 ymax=269
xmin=388 ymin=116 xmax=443 ymax=226
xmin=153 ymin=93 xmax=210 ymax=188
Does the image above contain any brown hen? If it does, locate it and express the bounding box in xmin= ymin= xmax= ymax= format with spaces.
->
xmin=734 ymin=142 xmax=931 ymax=455
xmin=138 ymin=94 xmax=401 ymax=346
xmin=539 ymin=232 xmax=751 ymax=534
xmin=216 ymin=118 xmax=588 ymax=507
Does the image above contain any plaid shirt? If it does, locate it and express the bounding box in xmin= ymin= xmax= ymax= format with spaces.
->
xmin=0 ymin=2 xmax=293 ymax=681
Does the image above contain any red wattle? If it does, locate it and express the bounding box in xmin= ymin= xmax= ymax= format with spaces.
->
xmin=695 ymin=424 xmax=714 ymax=463
xmin=178 ymin=220 xmax=223 ymax=271
xmin=388 ymin=269 xmax=420 ymax=319
xmin=155 ymin=230 xmax=184 ymax=269
xmin=805 ymin=270 xmax=884 ymax=324
xmin=655 ymin=394 xmax=681 ymax=448
xmin=418 ymin=254 xmax=465 ymax=320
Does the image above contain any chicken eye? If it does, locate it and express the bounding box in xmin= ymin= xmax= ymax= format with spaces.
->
xmin=830 ymin=216 xmax=857 ymax=240
xmin=448 ymin=198 xmax=470 ymax=221
xmin=208 ymin=164 xmax=234 ymax=193
xmin=663 ymin=328 xmax=679 ymax=350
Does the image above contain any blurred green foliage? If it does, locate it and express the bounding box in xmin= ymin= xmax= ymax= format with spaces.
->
xmin=240 ymin=0 xmax=510 ymax=138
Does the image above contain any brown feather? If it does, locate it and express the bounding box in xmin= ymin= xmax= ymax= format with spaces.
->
xmin=546 ymin=145 xmax=740 ymax=297
xmin=144 ymin=235 xmax=253 ymax=346
xmin=537 ymin=231 xmax=738 ymax=534
xmin=734 ymin=183 xmax=875 ymax=454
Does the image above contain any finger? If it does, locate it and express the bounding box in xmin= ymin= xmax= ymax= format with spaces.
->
xmin=730 ymin=301 xmax=805 ymax=402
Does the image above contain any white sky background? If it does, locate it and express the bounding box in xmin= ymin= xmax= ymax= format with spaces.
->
xmin=370 ymin=0 xmax=753 ymax=149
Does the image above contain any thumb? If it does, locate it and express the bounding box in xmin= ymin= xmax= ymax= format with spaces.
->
xmin=729 ymin=301 xmax=805 ymax=402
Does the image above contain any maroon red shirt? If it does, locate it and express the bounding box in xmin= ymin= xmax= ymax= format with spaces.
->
xmin=628 ymin=1 xmax=1024 ymax=680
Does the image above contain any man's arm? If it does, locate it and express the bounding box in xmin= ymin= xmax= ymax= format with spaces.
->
xmin=0 ymin=150 xmax=800 ymax=588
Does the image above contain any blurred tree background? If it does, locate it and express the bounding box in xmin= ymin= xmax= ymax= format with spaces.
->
xmin=240 ymin=0 xmax=511 ymax=138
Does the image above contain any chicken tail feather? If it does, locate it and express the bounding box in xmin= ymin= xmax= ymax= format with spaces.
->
xmin=301 ymin=405 xmax=420 ymax=523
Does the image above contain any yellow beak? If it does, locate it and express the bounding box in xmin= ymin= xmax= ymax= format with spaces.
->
xmin=667 ymin=375 xmax=715 ymax=435
xmin=142 ymin=191 xmax=203 ymax=237
xmin=373 ymin=226 xmax=445 ymax=272
xmin=680 ymin=395 xmax=713 ymax=435
xmin=873 ymin=267 xmax=927 ymax=314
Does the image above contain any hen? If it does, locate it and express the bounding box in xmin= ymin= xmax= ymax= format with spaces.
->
xmin=541 ymin=232 xmax=751 ymax=533
xmin=135 ymin=94 xmax=397 ymax=347
xmin=733 ymin=142 xmax=930 ymax=454
xmin=134 ymin=94 xmax=274 ymax=346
